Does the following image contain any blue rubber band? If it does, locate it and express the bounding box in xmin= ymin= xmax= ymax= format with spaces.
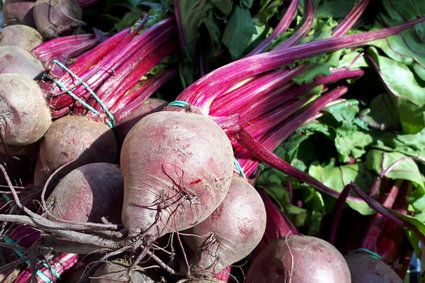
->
xmin=233 ymin=159 xmax=247 ymax=180
xmin=352 ymin=248 xmax=382 ymax=260
xmin=167 ymin=101 xmax=190 ymax=108
xmin=51 ymin=60 xmax=115 ymax=128
xmin=4 ymin=236 xmax=60 ymax=282
xmin=2 ymin=194 xmax=11 ymax=202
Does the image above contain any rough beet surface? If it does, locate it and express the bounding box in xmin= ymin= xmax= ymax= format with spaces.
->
xmin=345 ymin=253 xmax=402 ymax=283
xmin=3 ymin=0 xmax=37 ymax=27
xmin=0 ymin=46 xmax=45 ymax=79
xmin=120 ymin=110 xmax=234 ymax=239
xmin=33 ymin=0 xmax=83 ymax=38
xmin=46 ymin=162 xmax=123 ymax=224
xmin=114 ymin=98 xmax=167 ymax=150
xmin=34 ymin=115 xmax=117 ymax=184
xmin=0 ymin=73 xmax=51 ymax=150
xmin=183 ymin=175 xmax=266 ymax=278
xmin=0 ymin=25 xmax=43 ymax=51
xmin=246 ymin=235 xmax=351 ymax=283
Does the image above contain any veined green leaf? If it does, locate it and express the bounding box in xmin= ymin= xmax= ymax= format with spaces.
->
xmin=366 ymin=149 xmax=425 ymax=188
xmin=309 ymin=163 xmax=374 ymax=214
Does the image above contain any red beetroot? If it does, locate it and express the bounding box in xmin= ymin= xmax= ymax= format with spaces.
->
xmin=113 ymin=98 xmax=167 ymax=149
xmin=33 ymin=0 xmax=83 ymax=39
xmin=34 ymin=115 xmax=117 ymax=184
xmin=2 ymin=0 xmax=37 ymax=27
xmin=120 ymin=110 xmax=234 ymax=239
xmin=0 ymin=25 xmax=43 ymax=51
xmin=46 ymin=162 xmax=123 ymax=224
xmin=245 ymin=235 xmax=351 ymax=283
xmin=182 ymin=175 xmax=266 ymax=278
xmin=0 ymin=46 xmax=45 ymax=79
xmin=345 ymin=253 xmax=402 ymax=283
xmin=0 ymin=73 xmax=51 ymax=152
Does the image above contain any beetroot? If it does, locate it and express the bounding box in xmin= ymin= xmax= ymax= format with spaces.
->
xmin=46 ymin=162 xmax=123 ymax=224
xmin=183 ymin=175 xmax=266 ymax=278
xmin=113 ymin=98 xmax=167 ymax=149
xmin=2 ymin=0 xmax=37 ymax=27
xmin=0 ymin=46 xmax=45 ymax=79
xmin=345 ymin=253 xmax=402 ymax=283
xmin=0 ymin=24 xmax=43 ymax=51
xmin=33 ymin=0 xmax=83 ymax=39
xmin=245 ymin=235 xmax=351 ymax=283
xmin=34 ymin=115 xmax=117 ymax=184
xmin=0 ymin=73 xmax=51 ymax=151
xmin=120 ymin=110 xmax=234 ymax=239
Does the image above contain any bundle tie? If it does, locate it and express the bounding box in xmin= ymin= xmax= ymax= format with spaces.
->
xmin=233 ymin=159 xmax=248 ymax=180
xmin=50 ymin=60 xmax=115 ymax=128
xmin=351 ymin=248 xmax=382 ymax=260
xmin=167 ymin=100 xmax=190 ymax=108
xmin=4 ymin=236 xmax=60 ymax=282
xmin=1 ymin=194 xmax=11 ymax=202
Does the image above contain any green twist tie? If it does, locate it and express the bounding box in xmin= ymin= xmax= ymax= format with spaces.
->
xmin=352 ymin=248 xmax=382 ymax=260
xmin=51 ymin=60 xmax=115 ymax=128
xmin=2 ymin=194 xmax=11 ymax=202
xmin=167 ymin=101 xmax=190 ymax=108
xmin=4 ymin=236 xmax=60 ymax=282
xmin=234 ymin=159 xmax=247 ymax=180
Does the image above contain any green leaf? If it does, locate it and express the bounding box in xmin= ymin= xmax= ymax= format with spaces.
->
xmin=366 ymin=150 xmax=425 ymax=188
xmin=321 ymin=99 xmax=363 ymax=126
xmin=413 ymin=62 xmax=425 ymax=81
xmin=373 ymin=128 xmax=425 ymax=161
xmin=273 ymin=122 xmax=334 ymax=170
xmin=335 ymin=130 xmax=373 ymax=162
xmin=370 ymin=0 xmax=425 ymax=71
xmin=409 ymin=185 xmax=425 ymax=213
xmin=179 ymin=0 xmax=214 ymax=52
xmin=105 ymin=0 xmax=134 ymax=10
xmin=210 ymin=0 xmax=233 ymax=16
xmin=222 ymin=6 xmax=257 ymax=58
xmin=292 ymin=51 xmax=343 ymax=85
xmin=114 ymin=11 xmax=143 ymax=31
xmin=253 ymin=0 xmax=282 ymax=26
xmin=308 ymin=163 xmax=375 ymax=214
xmin=301 ymin=187 xmax=326 ymax=235
xmin=315 ymin=0 xmax=356 ymax=19
xmin=339 ymin=50 xmax=369 ymax=69
xmin=359 ymin=93 xmax=400 ymax=130
xmin=240 ymin=0 xmax=254 ymax=9
xmin=318 ymin=99 xmax=373 ymax=162
xmin=368 ymin=47 xmax=425 ymax=134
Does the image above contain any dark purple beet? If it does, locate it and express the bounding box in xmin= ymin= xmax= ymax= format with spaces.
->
xmin=3 ymin=0 xmax=37 ymax=27
xmin=33 ymin=0 xmax=83 ymax=39
xmin=33 ymin=115 xmax=117 ymax=185
xmin=183 ymin=175 xmax=266 ymax=278
xmin=246 ymin=235 xmax=351 ymax=283
xmin=46 ymin=162 xmax=123 ymax=224
xmin=345 ymin=253 xmax=402 ymax=283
